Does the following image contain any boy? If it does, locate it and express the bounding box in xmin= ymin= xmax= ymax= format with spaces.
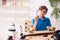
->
xmin=32 ymin=6 xmax=51 ymax=31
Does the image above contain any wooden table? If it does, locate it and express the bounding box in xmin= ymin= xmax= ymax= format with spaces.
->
xmin=24 ymin=30 xmax=54 ymax=40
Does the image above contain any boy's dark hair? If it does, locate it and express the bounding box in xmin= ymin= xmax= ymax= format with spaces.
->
xmin=38 ymin=6 xmax=48 ymax=12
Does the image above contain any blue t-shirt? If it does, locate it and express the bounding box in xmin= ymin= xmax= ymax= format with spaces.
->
xmin=32 ymin=17 xmax=51 ymax=31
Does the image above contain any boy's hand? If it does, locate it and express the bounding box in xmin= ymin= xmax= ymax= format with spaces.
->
xmin=34 ymin=16 xmax=39 ymax=21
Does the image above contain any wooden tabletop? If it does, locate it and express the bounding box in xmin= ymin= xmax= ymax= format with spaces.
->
xmin=24 ymin=30 xmax=54 ymax=36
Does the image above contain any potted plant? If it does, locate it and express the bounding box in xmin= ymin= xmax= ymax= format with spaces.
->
xmin=49 ymin=0 xmax=60 ymax=19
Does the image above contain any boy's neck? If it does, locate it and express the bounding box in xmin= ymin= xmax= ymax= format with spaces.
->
xmin=39 ymin=16 xmax=44 ymax=20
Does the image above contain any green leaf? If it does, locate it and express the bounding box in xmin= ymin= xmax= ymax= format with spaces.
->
xmin=49 ymin=0 xmax=59 ymax=7
xmin=51 ymin=8 xmax=59 ymax=19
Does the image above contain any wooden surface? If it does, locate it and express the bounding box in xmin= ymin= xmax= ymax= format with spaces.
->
xmin=25 ymin=30 xmax=54 ymax=40
xmin=25 ymin=34 xmax=54 ymax=40
xmin=25 ymin=30 xmax=54 ymax=36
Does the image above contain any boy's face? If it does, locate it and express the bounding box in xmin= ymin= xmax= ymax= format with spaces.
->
xmin=38 ymin=9 xmax=47 ymax=16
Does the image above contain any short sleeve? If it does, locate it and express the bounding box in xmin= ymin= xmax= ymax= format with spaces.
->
xmin=32 ymin=19 xmax=35 ymax=26
xmin=47 ymin=18 xmax=51 ymax=26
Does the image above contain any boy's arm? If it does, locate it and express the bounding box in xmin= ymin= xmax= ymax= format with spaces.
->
xmin=32 ymin=16 xmax=38 ymax=31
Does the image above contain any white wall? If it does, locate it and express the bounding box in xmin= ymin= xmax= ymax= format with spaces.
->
xmin=0 ymin=0 xmax=31 ymax=40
